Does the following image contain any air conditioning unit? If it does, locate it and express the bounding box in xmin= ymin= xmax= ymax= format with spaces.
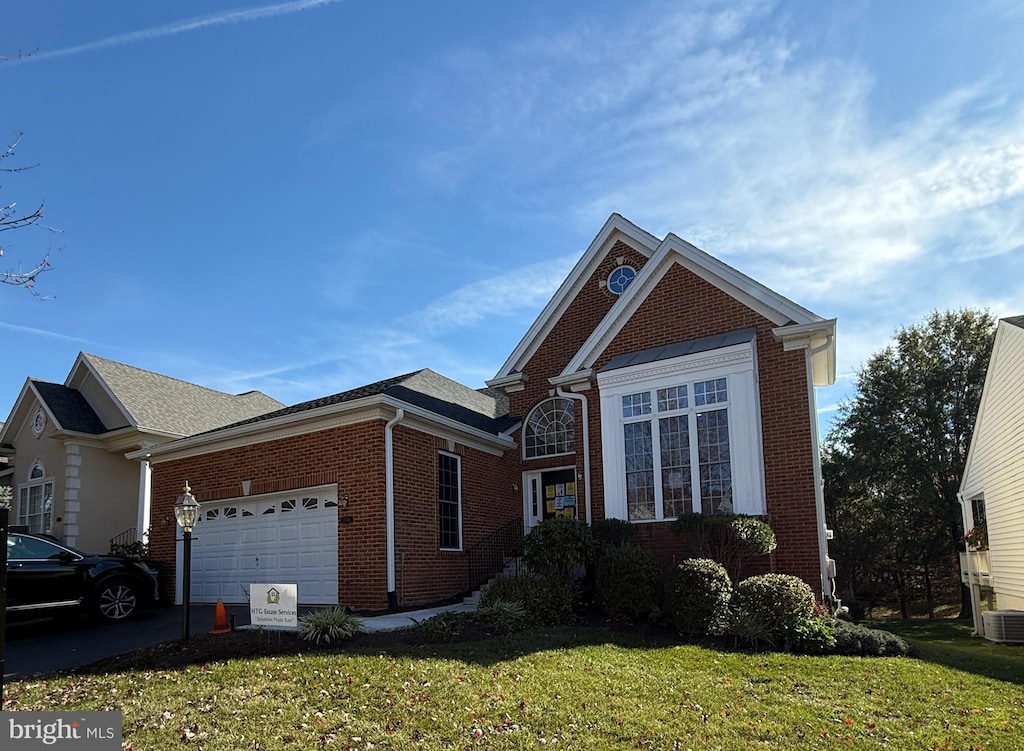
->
xmin=981 ymin=610 xmax=1024 ymax=644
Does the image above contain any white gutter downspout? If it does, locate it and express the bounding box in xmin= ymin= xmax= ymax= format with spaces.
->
xmin=136 ymin=457 xmax=152 ymax=543
xmin=555 ymin=387 xmax=592 ymax=525
xmin=957 ymin=492 xmax=981 ymax=636
xmin=385 ymin=408 xmax=405 ymax=610
xmin=805 ymin=335 xmax=834 ymax=603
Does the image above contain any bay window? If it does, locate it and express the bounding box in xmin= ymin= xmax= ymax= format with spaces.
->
xmin=599 ymin=338 xmax=765 ymax=521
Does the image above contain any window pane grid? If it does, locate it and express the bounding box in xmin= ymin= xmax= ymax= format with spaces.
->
xmin=438 ymin=454 xmax=461 ymax=549
xmin=621 ymin=392 xmax=652 ymax=418
xmin=525 ymin=398 xmax=575 ymax=457
xmin=659 ymin=416 xmax=692 ymax=517
xmin=623 ymin=421 xmax=655 ymax=520
xmin=694 ymin=378 xmax=728 ymax=406
xmin=696 ymin=409 xmax=732 ymax=514
xmin=657 ymin=385 xmax=688 ymax=412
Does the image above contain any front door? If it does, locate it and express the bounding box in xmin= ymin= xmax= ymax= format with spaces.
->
xmin=523 ymin=467 xmax=579 ymax=530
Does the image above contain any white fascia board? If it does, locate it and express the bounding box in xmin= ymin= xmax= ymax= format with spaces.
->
xmin=959 ymin=321 xmax=1010 ymax=496
xmin=379 ymin=396 xmax=516 ymax=456
xmin=772 ymin=319 xmax=837 ymax=387
xmin=68 ymin=353 xmax=137 ymax=429
xmin=548 ymin=370 xmax=594 ymax=390
xmin=493 ymin=214 xmax=659 ymax=380
xmin=127 ymin=394 xmax=391 ymax=462
xmin=560 ymin=237 xmax=827 ymax=379
xmin=484 ymin=372 xmax=528 ymax=392
xmin=129 ymin=392 xmax=516 ymax=464
xmin=0 ymin=380 xmax=53 ymax=445
xmin=662 ymin=234 xmax=823 ymax=327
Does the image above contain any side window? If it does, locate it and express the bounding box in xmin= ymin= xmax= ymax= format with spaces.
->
xmin=8 ymin=533 xmax=67 ymax=560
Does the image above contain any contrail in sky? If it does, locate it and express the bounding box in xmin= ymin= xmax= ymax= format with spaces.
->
xmin=13 ymin=0 xmax=343 ymax=63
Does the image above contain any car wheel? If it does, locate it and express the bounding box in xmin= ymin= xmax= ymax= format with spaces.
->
xmin=96 ymin=578 xmax=140 ymax=622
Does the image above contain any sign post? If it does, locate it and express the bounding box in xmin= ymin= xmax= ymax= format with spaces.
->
xmin=1 ymin=504 xmax=9 ymax=707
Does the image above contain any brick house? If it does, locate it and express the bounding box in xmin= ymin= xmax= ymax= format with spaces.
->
xmin=134 ymin=214 xmax=837 ymax=611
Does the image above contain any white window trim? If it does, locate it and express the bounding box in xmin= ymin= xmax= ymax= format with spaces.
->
xmin=598 ymin=341 xmax=766 ymax=522
xmin=522 ymin=397 xmax=576 ymax=460
xmin=17 ymin=461 xmax=55 ymax=534
xmin=438 ymin=450 xmax=463 ymax=551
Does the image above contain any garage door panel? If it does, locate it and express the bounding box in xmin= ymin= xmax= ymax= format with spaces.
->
xmin=188 ymin=489 xmax=338 ymax=605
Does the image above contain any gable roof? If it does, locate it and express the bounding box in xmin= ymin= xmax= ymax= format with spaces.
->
xmin=490 ymin=214 xmax=836 ymax=388
xmin=68 ymin=353 xmax=284 ymax=437
xmin=31 ymin=380 xmax=108 ymax=434
xmin=492 ymin=214 xmax=660 ymax=380
xmin=197 ymin=368 xmax=515 ymax=438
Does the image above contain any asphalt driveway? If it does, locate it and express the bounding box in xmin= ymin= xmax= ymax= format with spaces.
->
xmin=3 ymin=603 xmax=242 ymax=680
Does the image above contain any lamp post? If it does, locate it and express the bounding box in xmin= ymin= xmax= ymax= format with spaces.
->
xmin=174 ymin=481 xmax=201 ymax=641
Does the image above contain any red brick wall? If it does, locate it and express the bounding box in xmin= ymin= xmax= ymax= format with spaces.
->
xmin=149 ymin=418 xmax=521 ymax=612
xmin=510 ymin=240 xmax=650 ymax=515
xmin=510 ymin=243 xmax=824 ymax=595
xmin=148 ymin=420 xmax=389 ymax=610
xmin=392 ymin=426 xmax=519 ymax=607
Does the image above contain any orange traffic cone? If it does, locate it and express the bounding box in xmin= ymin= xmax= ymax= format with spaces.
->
xmin=210 ymin=598 xmax=231 ymax=634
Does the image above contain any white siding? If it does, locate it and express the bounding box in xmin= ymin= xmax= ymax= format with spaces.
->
xmin=962 ymin=321 xmax=1024 ymax=604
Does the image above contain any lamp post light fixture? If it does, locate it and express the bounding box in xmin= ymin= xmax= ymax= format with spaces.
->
xmin=174 ymin=480 xmax=201 ymax=641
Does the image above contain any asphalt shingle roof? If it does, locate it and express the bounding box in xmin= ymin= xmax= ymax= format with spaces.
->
xmin=32 ymin=380 xmax=108 ymax=434
xmin=198 ymin=369 xmax=516 ymax=438
xmin=82 ymin=353 xmax=284 ymax=437
xmin=1002 ymin=315 xmax=1024 ymax=330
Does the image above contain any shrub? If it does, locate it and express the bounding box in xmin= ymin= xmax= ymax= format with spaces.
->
xmin=480 ymin=575 xmax=579 ymax=625
xmin=591 ymin=519 xmax=635 ymax=556
xmin=672 ymin=513 xmax=776 ymax=580
xmin=787 ymin=618 xmax=837 ymax=655
xmin=523 ymin=518 xmax=593 ymax=579
xmin=110 ymin=540 xmax=149 ymax=559
xmin=414 ymin=610 xmax=474 ymax=643
xmin=830 ymin=620 xmax=911 ymax=657
xmin=731 ymin=574 xmax=814 ymax=645
xmin=665 ymin=558 xmax=732 ymax=637
xmin=476 ymin=600 xmax=529 ymax=634
xmin=298 ymin=607 xmax=366 ymax=645
xmin=595 ymin=544 xmax=662 ymax=622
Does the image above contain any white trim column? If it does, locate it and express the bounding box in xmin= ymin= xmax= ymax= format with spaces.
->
xmin=137 ymin=458 xmax=152 ymax=543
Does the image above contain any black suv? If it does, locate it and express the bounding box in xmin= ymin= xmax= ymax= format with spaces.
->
xmin=5 ymin=531 xmax=160 ymax=623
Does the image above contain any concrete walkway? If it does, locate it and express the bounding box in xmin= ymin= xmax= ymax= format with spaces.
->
xmin=360 ymin=602 xmax=477 ymax=632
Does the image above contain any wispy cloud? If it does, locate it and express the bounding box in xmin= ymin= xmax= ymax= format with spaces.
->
xmin=13 ymin=0 xmax=343 ymax=63
xmin=0 ymin=321 xmax=99 ymax=345
xmin=407 ymin=254 xmax=581 ymax=335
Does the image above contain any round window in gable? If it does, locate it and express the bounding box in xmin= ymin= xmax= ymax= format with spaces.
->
xmin=607 ymin=265 xmax=636 ymax=295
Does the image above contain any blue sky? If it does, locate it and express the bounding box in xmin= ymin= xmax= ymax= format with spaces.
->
xmin=2 ymin=0 xmax=1023 ymax=438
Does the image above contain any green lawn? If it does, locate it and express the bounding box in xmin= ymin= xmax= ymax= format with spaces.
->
xmin=6 ymin=624 xmax=1023 ymax=750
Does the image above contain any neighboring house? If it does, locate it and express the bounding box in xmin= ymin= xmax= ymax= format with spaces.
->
xmin=959 ymin=315 xmax=1024 ymax=637
xmin=134 ymin=214 xmax=837 ymax=612
xmin=0 ymin=353 xmax=283 ymax=553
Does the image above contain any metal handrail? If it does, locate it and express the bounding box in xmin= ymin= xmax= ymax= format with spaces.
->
xmin=109 ymin=527 xmax=138 ymax=548
xmin=467 ymin=518 xmax=524 ymax=591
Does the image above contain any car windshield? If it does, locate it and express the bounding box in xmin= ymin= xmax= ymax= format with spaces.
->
xmin=7 ymin=533 xmax=80 ymax=560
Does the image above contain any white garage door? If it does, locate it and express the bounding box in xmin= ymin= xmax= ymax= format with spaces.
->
xmin=181 ymin=486 xmax=339 ymax=605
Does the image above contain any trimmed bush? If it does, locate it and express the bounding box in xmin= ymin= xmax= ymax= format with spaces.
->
xmin=666 ymin=558 xmax=733 ymax=637
xmin=672 ymin=513 xmax=776 ymax=580
xmin=595 ymin=544 xmax=662 ymax=622
xmin=591 ymin=519 xmax=635 ymax=555
xmin=523 ymin=518 xmax=593 ymax=579
xmin=480 ymin=574 xmax=579 ymax=626
xmin=830 ymin=619 xmax=911 ymax=657
xmin=298 ymin=607 xmax=367 ymax=645
xmin=731 ymin=574 xmax=814 ymax=645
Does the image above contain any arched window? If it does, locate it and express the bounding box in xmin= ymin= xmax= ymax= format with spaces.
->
xmin=30 ymin=461 xmax=45 ymax=479
xmin=524 ymin=398 xmax=575 ymax=458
